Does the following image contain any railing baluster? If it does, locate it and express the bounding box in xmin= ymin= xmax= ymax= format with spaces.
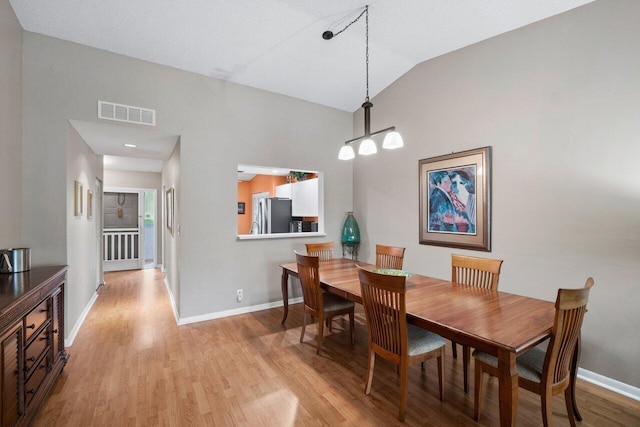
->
xmin=102 ymin=228 xmax=140 ymax=263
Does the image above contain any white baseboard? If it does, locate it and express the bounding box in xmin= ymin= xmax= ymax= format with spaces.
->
xmin=64 ymin=291 xmax=99 ymax=347
xmin=177 ymin=297 xmax=303 ymax=326
xmin=163 ymin=276 xmax=180 ymax=324
xmin=578 ymin=368 xmax=640 ymax=401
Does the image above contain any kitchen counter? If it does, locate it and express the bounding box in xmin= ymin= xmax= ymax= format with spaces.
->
xmin=237 ymin=231 xmax=326 ymax=241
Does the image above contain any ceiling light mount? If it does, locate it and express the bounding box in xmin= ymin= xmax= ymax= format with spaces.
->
xmin=324 ymin=5 xmax=403 ymax=160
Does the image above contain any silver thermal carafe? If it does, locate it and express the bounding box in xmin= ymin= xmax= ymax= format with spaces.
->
xmin=0 ymin=248 xmax=31 ymax=273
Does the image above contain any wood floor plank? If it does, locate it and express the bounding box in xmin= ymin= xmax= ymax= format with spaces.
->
xmin=32 ymin=269 xmax=639 ymax=426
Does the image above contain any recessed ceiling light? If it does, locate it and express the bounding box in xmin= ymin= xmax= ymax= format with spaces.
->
xmin=124 ymin=143 xmax=137 ymax=148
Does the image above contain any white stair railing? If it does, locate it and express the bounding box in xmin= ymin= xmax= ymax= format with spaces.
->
xmin=103 ymin=228 xmax=140 ymax=264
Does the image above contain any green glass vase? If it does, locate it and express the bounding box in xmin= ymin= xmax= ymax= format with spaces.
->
xmin=341 ymin=212 xmax=361 ymax=245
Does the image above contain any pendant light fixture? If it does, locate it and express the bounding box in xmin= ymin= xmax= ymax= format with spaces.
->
xmin=324 ymin=5 xmax=403 ymax=160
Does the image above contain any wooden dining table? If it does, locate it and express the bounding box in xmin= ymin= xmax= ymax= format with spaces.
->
xmin=280 ymin=258 xmax=559 ymax=427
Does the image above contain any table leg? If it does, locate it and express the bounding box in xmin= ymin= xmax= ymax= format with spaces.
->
xmin=570 ymin=333 xmax=583 ymax=421
xmin=497 ymin=350 xmax=518 ymax=427
xmin=281 ymin=268 xmax=289 ymax=324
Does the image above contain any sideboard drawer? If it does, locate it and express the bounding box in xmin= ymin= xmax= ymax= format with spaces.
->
xmin=25 ymin=326 xmax=49 ymax=377
xmin=24 ymin=299 xmax=49 ymax=342
xmin=25 ymin=354 xmax=48 ymax=408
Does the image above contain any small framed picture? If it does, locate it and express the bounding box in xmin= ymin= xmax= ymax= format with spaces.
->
xmin=74 ymin=180 xmax=83 ymax=216
xmin=166 ymin=188 xmax=174 ymax=235
xmin=87 ymin=190 xmax=93 ymax=220
xmin=238 ymin=202 xmax=245 ymax=214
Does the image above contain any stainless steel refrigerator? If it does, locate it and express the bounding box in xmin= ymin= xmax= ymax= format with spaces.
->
xmin=257 ymin=197 xmax=292 ymax=234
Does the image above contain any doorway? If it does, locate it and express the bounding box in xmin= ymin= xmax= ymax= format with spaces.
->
xmin=102 ymin=188 xmax=157 ymax=271
xmin=143 ymin=190 xmax=156 ymax=268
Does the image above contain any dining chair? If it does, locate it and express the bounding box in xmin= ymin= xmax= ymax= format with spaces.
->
xmin=473 ymin=278 xmax=594 ymax=427
xmin=375 ymin=244 xmax=406 ymax=270
xmin=305 ymin=242 xmax=334 ymax=261
xmin=358 ymin=266 xmax=445 ymax=421
xmin=451 ymin=253 xmax=504 ymax=393
xmin=305 ymin=242 xmax=337 ymax=330
xmin=295 ymin=252 xmax=354 ymax=355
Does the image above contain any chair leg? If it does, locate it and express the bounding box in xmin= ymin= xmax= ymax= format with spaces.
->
xmin=463 ymin=345 xmax=471 ymax=393
xmin=565 ymin=388 xmax=578 ymax=427
xmin=474 ymin=360 xmax=483 ymax=421
xmin=452 ymin=341 xmax=458 ymax=359
xmin=316 ymin=315 xmax=324 ymax=355
xmin=541 ymin=392 xmax=553 ymax=427
xmin=437 ymin=349 xmax=445 ymax=402
xmin=326 ymin=316 xmax=333 ymax=332
xmin=365 ymin=351 xmax=376 ymax=395
xmin=399 ymin=360 xmax=409 ymax=422
xmin=349 ymin=309 xmax=355 ymax=345
xmin=300 ymin=312 xmax=307 ymax=343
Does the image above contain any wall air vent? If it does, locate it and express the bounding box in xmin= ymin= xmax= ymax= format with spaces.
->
xmin=98 ymin=101 xmax=156 ymax=126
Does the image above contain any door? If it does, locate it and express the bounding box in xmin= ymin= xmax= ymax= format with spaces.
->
xmin=103 ymin=190 xmax=143 ymax=271
xmin=143 ymin=190 xmax=157 ymax=268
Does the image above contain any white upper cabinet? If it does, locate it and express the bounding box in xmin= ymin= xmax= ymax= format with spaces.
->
xmin=275 ymin=183 xmax=291 ymax=199
xmin=292 ymin=178 xmax=318 ymax=216
xmin=276 ymin=178 xmax=318 ymax=217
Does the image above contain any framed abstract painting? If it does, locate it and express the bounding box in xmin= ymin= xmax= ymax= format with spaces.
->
xmin=419 ymin=147 xmax=492 ymax=251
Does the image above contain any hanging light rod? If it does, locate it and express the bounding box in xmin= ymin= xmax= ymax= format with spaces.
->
xmin=344 ymin=126 xmax=396 ymax=145
xmin=323 ymin=5 xmax=404 ymax=160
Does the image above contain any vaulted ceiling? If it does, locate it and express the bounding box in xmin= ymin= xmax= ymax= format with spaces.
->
xmin=10 ymin=0 xmax=593 ymax=113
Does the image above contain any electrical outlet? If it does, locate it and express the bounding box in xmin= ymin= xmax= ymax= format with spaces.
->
xmin=236 ymin=289 xmax=243 ymax=302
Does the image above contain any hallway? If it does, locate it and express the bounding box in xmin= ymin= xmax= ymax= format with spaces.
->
xmin=32 ymin=269 xmax=639 ymax=426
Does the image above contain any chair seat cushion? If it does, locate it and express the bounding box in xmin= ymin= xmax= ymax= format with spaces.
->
xmin=473 ymin=346 xmax=546 ymax=383
xmin=407 ymin=324 xmax=446 ymax=356
xmin=323 ymin=292 xmax=355 ymax=312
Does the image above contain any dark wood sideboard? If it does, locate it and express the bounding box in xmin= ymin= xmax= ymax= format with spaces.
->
xmin=0 ymin=266 xmax=68 ymax=426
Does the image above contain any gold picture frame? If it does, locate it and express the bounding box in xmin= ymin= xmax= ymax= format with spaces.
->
xmin=166 ymin=187 xmax=174 ymax=236
xmin=74 ymin=180 xmax=83 ymax=217
xmin=419 ymin=147 xmax=491 ymax=251
xmin=87 ymin=189 xmax=93 ymax=220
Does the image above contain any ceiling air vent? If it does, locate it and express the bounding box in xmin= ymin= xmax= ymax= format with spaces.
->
xmin=98 ymin=100 xmax=156 ymax=126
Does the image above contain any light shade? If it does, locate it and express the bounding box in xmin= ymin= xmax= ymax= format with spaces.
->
xmin=358 ymin=138 xmax=377 ymax=155
xmin=338 ymin=145 xmax=356 ymax=160
xmin=382 ymin=131 xmax=404 ymax=149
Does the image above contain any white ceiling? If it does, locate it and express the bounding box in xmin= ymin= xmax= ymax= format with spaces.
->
xmin=69 ymin=120 xmax=179 ymax=172
xmin=10 ymin=0 xmax=593 ymax=113
xmin=15 ymin=1 xmax=593 ymax=172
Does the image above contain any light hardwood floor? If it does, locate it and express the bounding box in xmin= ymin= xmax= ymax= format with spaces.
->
xmin=33 ymin=269 xmax=639 ymax=426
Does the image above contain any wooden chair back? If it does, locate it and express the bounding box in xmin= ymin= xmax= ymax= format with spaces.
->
xmin=451 ymin=254 xmax=503 ymax=291
xmin=375 ymin=245 xmax=406 ymax=270
xmin=544 ymin=278 xmax=594 ymax=386
xmin=295 ymin=252 xmax=322 ymax=317
xmin=305 ymin=242 xmax=334 ymax=261
xmin=358 ymin=266 xmax=407 ymax=363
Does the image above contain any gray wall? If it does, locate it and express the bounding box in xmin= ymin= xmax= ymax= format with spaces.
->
xmin=20 ymin=31 xmax=353 ymax=328
xmin=352 ymin=0 xmax=640 ymax=387
xmin=0 ymin=0 xmax=22 ymax=247
xmin=66 ymin=123 xmax=103 ymax=336
xmin=163 ymin=142 xmax=180 ymax=314
xmin=103 ymin=192 xmax=139 ymax=229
